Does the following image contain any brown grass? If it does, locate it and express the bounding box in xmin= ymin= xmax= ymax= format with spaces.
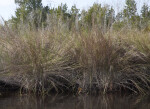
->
xmin=0 ymin=25 xmax=150 ymax=94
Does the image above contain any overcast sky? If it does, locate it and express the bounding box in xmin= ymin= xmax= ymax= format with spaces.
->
xmin=0 ymin=0 xmax=149 ymax=21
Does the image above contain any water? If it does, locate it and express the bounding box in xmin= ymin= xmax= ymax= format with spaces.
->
xmin=0 ymin=93 xmax=150 ymax=109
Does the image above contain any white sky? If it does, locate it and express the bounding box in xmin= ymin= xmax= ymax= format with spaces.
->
xmin=0 ymin=0 xmax=150 ymax=21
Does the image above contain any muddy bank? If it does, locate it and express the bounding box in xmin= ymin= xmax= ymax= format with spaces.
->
xmin=0 ymin=80 xmax=20 ymax=92
xmin=0 ymin=73 xmax=149 ymax=94
xmin=0 ymin=74 xmax=78 ymax=94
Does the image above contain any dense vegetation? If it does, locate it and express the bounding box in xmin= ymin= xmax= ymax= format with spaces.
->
xmin=0 ymin=0 xmax=150 ymax=95
xmin=8 ymin=0 xmax=150 ymax=32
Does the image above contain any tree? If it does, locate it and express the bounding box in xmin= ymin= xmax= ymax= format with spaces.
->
xmin=15 ymin=0 xmax=42 ymax=11
xmin=141 ymin=3 xmax=149 ymax=18
xmin=80 ymin=3 xmax=115 ymax=32
xmin=141 ymin=3 xmax=150 ymax=31
xmin=81 ymin=3 xmax=104 ymax=28
xmin=55 ymin=3 xmax=71 ymax=21
xmin=70 ymin=5 xmax=79 ymax=20
xmin=123 ymin=0 xmax=139 ymax=28
xmin=115 ymin=11 xmax=124 ymax=21
xmin=11 ymin=0 xmax=29 ymax=28
xmin=69 ymin=5 xmax=80 ymax=30
xmin=12 ymin=0 xmax=49 ymax=29
xmin=124 ymin=0 xmax=137 ymax=18
xmin=106 ymin=7 xmax=115 ymax=29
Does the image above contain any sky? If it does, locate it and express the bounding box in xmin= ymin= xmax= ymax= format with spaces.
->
xmin=0 ymin=0 xmax=150 ymax=21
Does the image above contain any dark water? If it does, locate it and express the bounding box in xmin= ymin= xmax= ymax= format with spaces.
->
xmin=0 ymin=93 xmax=150 ymax=109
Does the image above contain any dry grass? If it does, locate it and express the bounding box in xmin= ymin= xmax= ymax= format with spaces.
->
xmin=0 ymin=26 xmax=79 ymax=94
xmin=72 ymin=29 xmax=148 ymax=94
xmin=0 ymin=25 xmax=150 ymax=94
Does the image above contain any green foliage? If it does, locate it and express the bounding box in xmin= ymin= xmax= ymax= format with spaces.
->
xmin=106 ymin=7 xmax=115 ymax=29
xmin=15 ymin=0 xmax=42 ymax=10
xmin=141 ymin=3 xmax=149 ymax=18
xmin=11 ymin=0 xmax=49 ymax=29
xmin=69 ymin=5 xmax=80 ymax=30
xmin=7 ymin=0 xmax=150 ymax=32
xmin=70 ymin=5 xmax=79 ymax=22
xmin=121 ymin=0 xmax=137 ymax=28
xmin=140 ymin=3 xmax=150 ymax=31
xmin=54 ymin=3 xmax=71 ymax=21
xmin=80 ymin=3 xmax=115 ymax=32
xmin=124 ymin=0 xmax=137 ymax=18
xmin=113 ymin=21 xmax=126 ymax=31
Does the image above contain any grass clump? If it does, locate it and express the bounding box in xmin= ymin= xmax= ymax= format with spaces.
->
xmin=71 ymin=29 xmax=150 ymax=94
xmin=0 ymin=26 xmax=150 ymax=95
xmin=0 ymin=26 xmax=79 ymax=94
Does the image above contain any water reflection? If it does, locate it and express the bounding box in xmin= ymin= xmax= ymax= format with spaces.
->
xmin=0 ymin=93 xmax=150 ymax=109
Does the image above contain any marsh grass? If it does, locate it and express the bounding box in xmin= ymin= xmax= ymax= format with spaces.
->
xmin=0 ymin=24 xmax=150 ymax=94
xmin=71 ymin=29 xmax=150 ymax=94
xmin=0 ymin=26 xmax=80 ymax=94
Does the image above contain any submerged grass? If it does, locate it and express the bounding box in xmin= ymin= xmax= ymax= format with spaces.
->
xmin=0 ymin=25 xmax=150 ymax=94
